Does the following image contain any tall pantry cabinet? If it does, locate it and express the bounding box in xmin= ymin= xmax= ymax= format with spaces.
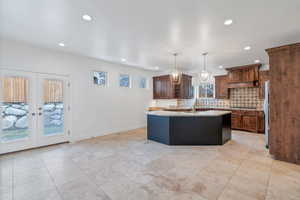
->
xmin=266 ymin=43 xmax=300 ymax=164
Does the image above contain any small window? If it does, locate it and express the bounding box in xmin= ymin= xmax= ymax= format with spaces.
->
xmin=139 ymin=77 xmax=147 ymax=89
xmin=199 ymin=83 xmax=214 ymax=98
xmin=119 ymin=74 xmax=130 ymax=88
xmin=93 ymin=71 xmax=107 ymax=86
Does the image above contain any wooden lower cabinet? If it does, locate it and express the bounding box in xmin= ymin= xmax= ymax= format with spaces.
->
xmin=231 ymin=114 xmax=242 ymax=129
xmin=242 ymin=115 xmax=258 ymax=132
xmin=231 ymin=110 xmax=264 ymax=133
xmin=196 ymin=108 xmax=265 ymax=133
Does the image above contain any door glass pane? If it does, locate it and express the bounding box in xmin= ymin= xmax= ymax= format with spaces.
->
xmin=1 ymin=77 xmax=29 ymax=142
xmin=43 ymin=79 xmax=64 ymax=136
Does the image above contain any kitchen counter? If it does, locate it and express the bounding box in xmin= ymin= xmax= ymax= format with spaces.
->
xmin=147 ymin=110 xmax=231 ymax=117
xmin=197 ymin=107 xmax=263 ymax=111
xmin=148 ymin=106 xmax=263 ymax=112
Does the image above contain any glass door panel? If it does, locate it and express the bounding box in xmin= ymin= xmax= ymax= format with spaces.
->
xmin=0 ymin=70 xmax=37 ymax=154
xmin=43 ymin=79 xmax=64 ymax=136
xmin=36 ymin=74 xmax=69 ymax=147
xmin=1 ymin=77 xmax=29 ymax=142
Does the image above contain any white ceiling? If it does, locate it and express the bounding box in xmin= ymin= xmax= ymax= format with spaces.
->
xmin=1 ymin=0 xmax=300 ymax=74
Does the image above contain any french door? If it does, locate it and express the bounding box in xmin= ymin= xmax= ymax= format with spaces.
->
xmin=0 ymin=69 xmax=70 ymax=154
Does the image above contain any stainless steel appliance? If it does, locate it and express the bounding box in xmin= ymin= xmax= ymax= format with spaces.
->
xmin=263 ymin=81 xmax=270 ymax=148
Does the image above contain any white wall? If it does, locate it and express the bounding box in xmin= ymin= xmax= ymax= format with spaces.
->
xmin=0 ymin=39 xmax=154 ymax=141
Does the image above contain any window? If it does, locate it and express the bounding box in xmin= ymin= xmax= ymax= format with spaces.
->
xmin=139 ymin=77 xmax=147 ymax=89
xmin=93 ymin=71 xmax=107 ymax=86
xmin=119 ymin=74 xmax=130 ymax=88
xmin=199 ymin=83 xmax=214 ymax=98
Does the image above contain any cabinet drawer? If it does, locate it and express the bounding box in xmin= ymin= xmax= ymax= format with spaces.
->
xmin=243 ymin=111 xmax=257 ymax=116
xmin=232 ymin=110 xmax=242 ymax=115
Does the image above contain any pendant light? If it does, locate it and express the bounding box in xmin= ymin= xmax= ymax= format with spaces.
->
xmin=171 ymin=53 xmax=182 ymax=85
xmin=199 ymin=52 xmax=210 ymax=82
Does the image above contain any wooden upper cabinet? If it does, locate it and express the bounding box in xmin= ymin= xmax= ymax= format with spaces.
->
xmin=178 ymin=74 xmax=193 ymax=99
xmin=258 ymin=70 xmax=269 ymax=99
xmin=227 ymin=64 xmax=261 ymax=88
xmin=153 ymin=74 xmax=193 ymax=99
xmin=153 ymin=75 xmax=174 ymax=99
xmin=215 ymin=75 xmax=229 ymax=99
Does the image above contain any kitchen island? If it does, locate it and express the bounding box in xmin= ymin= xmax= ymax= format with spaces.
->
xmin=147 ymin=110 xmax=231 ymax=145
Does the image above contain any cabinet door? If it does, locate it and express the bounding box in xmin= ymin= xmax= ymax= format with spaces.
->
xmin=153 ymin=75 xmax=174 ymax=99
xmin=242 ymin=115 xmax=257 ymax=132
xmin=228 ymin=70 xmax=243 ymax=83
xmin=178 ymin=75 xmax=193 ymax=99
xmin=215 ymin=75 xmax=229 ymax=99
xmin=153 ymin=77 xmax=160 ymax=99
xmin=231 ymin=114 xmax=242 ymax=129
xmin=243 ymin=68 xmax=256 ymax=82
xmin=257 ymin=112 xmax=265 ymax=133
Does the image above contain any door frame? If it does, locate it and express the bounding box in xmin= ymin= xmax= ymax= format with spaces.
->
xmin=0 ymin=68 xmax=71 ymax=154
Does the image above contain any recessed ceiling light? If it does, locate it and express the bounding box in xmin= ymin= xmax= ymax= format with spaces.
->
xmin=154 ymin=66 xmax=159 ymax=70
xmin=82 ymin=14 xmax=92 ymax=21
xmin=224 ymin=19 xmax=233 ymax=26
xmin=244 ymin=46 xmax=251 ymax=50
xmin=121 ymin=58 xmax=127 ymax=62
xmin=219 ymin=65 xmax=224 ymax=69
xmin=254 ymin=60 xmax=260 ymax=63
xmin=58 ymin=42 xmax=65 ymax=47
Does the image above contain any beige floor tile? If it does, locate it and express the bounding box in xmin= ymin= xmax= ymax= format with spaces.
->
xmin=225 ymin=175 xmax=267 ymax=200
xmin=48 ymin=165 xmax=87 ymax=186
xmin=13 ymin=175 xmax=56 ymax=199
xmin=0 ymin=159 xmax=13 ymax=194
xmin=218 ymin=187 xmax=261 ymax=200
xmin=267 ymin=172 xmax=300 ymax=200
xmin=58 ymin=176 xmax=110 ymax=200
xmin=14 ymin=188 xmax=62 ymax=200
xmin=3 ymin=129 xmax=300 ymax=200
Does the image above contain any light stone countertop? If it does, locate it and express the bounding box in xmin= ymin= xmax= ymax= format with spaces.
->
xmin=147 ymin=110 xmax=232 ymax=117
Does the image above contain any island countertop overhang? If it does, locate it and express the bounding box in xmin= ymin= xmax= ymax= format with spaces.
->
xmin=146 ymin=110 xmax=231 ymax=117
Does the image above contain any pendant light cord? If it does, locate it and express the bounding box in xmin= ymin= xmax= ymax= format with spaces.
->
xmin=174 ymin=53 xmax=178 ymax=71
xmin=202 ymin=52 xmax=207 ymax=71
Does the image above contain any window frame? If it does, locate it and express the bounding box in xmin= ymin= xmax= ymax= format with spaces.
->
xmin=93 ymin=71 xmax=108 ymax=87
xmin=198 ymin=82 xmax=215 ymax=99
xmin=119 ymin=73 xmax=131 ymax=88
xmin=139 ymin=77 xmax=148 ymax=89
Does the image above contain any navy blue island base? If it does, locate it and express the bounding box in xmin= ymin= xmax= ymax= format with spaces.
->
xmin=147 ymin=111 xmax=231 ymax=145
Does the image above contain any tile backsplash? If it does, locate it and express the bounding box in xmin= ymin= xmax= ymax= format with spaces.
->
xmin=150 ymin=87 xmax=264 ymax=110
xmin=197 ymin=99 xmax=230 ymax=108
xmin=230 ymin=88 xmax=260 ymax=108
xmin=150 ymin=99 xmax=195 ymax=108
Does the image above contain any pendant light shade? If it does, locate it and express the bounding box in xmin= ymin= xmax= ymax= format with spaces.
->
xmin=171 ymin=53 xmax=182 ymax=85
xmin=199 ymin=52 xmax=211 ymax=82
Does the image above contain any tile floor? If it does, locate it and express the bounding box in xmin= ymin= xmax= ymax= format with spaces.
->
xmin=1 ymin=128 xmax=300 ymax=200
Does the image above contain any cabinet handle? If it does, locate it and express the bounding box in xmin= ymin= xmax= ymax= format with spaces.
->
xmin=31 ymin=113 xmax=36 ymax=116
xmin=38 ymin=112 xmax=42 ymax=116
